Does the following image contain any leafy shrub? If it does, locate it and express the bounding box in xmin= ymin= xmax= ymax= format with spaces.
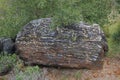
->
xmin=107 ymin=39 xmax=120 ymax=57
xmin=12 ymin=66 xmax=42 ymax=80
xmin=102 ymin=25 xmax=110 ymax=38
xmin=0 ymin=53 xmax=17 ymax=75
xmin=107 ymin=21 xmax=120 ymax=57
xmin=0 ymin=0 xmax=112 ymax=37
xmin=111 ymin=22 xmax=120 ymax=43
xmin=74 ymin=71 xmax=81 ymax=80
xmin=0 ymin=0 xmax=30 ymax=38
xmin=0 ymin=52 xmax=42 ymax=80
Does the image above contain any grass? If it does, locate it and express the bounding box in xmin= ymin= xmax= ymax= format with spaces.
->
xmin=105 ymin=21 xmax=120 ymax=57
xmin=107 ymin=38 xmax=120 ymax=57
xmin=0 ymin=53 xmax=42 ymax=80
xmin=61 ymin=71 xmax=81 ymax=80
xmin=0 ymin=53 xmax=17 ymax=75
xmin=14 ymin=66 xmax=41 ymax=80
xmin=74 ymin=71 xmax=81 ymax=80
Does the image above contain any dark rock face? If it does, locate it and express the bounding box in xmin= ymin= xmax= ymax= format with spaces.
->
xmin=16 ymin=18 xmax=108 ymax=69
xmin=0 ymin=38 xmax=14 ymax=54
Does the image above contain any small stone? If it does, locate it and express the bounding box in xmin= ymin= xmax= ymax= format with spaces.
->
xmin=93 ymin=73 xmax=99 ymax=78
xmin=0 ymin=38 xmax=14 ymax=54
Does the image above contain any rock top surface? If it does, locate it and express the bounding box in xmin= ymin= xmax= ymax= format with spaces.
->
xmin=16 ymin=18 xmax=108 ymax=69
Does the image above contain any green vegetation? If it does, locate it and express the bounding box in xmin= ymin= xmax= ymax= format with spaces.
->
xmin=0 ymin=53 xmax=42 ymax=80
xmin=102 ymin=0 xmax=120 ymax=57
xmin=0 ymin=53 xmax=17 ymax=73
xmin=74 ymin=71 xmax=81 ymax=80
xmin=61 ymin=76 xmax=69 ymax=80
xmin=111 ymin=22 xmax=120 ymax=43
xmin=0 ymin=0 xmax=29 ymax=38
xmin=0 ymin=0 xmax=112 ymax=37
xmin=107 ymin=21 xmax=120 ymax=57
xmin=0 ymin=0 xmax=120 ymax=79
xmin=107 ymin=39 xmax=120 ymax=57
xmin=14 ymin=66 xmax=41 ymax=80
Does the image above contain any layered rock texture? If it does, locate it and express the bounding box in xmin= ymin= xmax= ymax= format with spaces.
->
xmin=16 ymin=18 xmax=108 ymax=69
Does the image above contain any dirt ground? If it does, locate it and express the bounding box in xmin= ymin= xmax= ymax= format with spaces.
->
xmin=42 ymin=57 xmax=120 ymax=80
xmin=1 ymin=57 xmax=120 ymax=80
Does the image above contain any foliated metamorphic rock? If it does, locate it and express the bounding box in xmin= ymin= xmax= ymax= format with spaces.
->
xmin=16 ymin=18 xmax=108 ymax=69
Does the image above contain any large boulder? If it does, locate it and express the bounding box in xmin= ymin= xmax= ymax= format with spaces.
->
xmin=0 ymin=38 xmax=14 ymax=54
xmin=16 ymin=18 xmax=108 ymax=69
